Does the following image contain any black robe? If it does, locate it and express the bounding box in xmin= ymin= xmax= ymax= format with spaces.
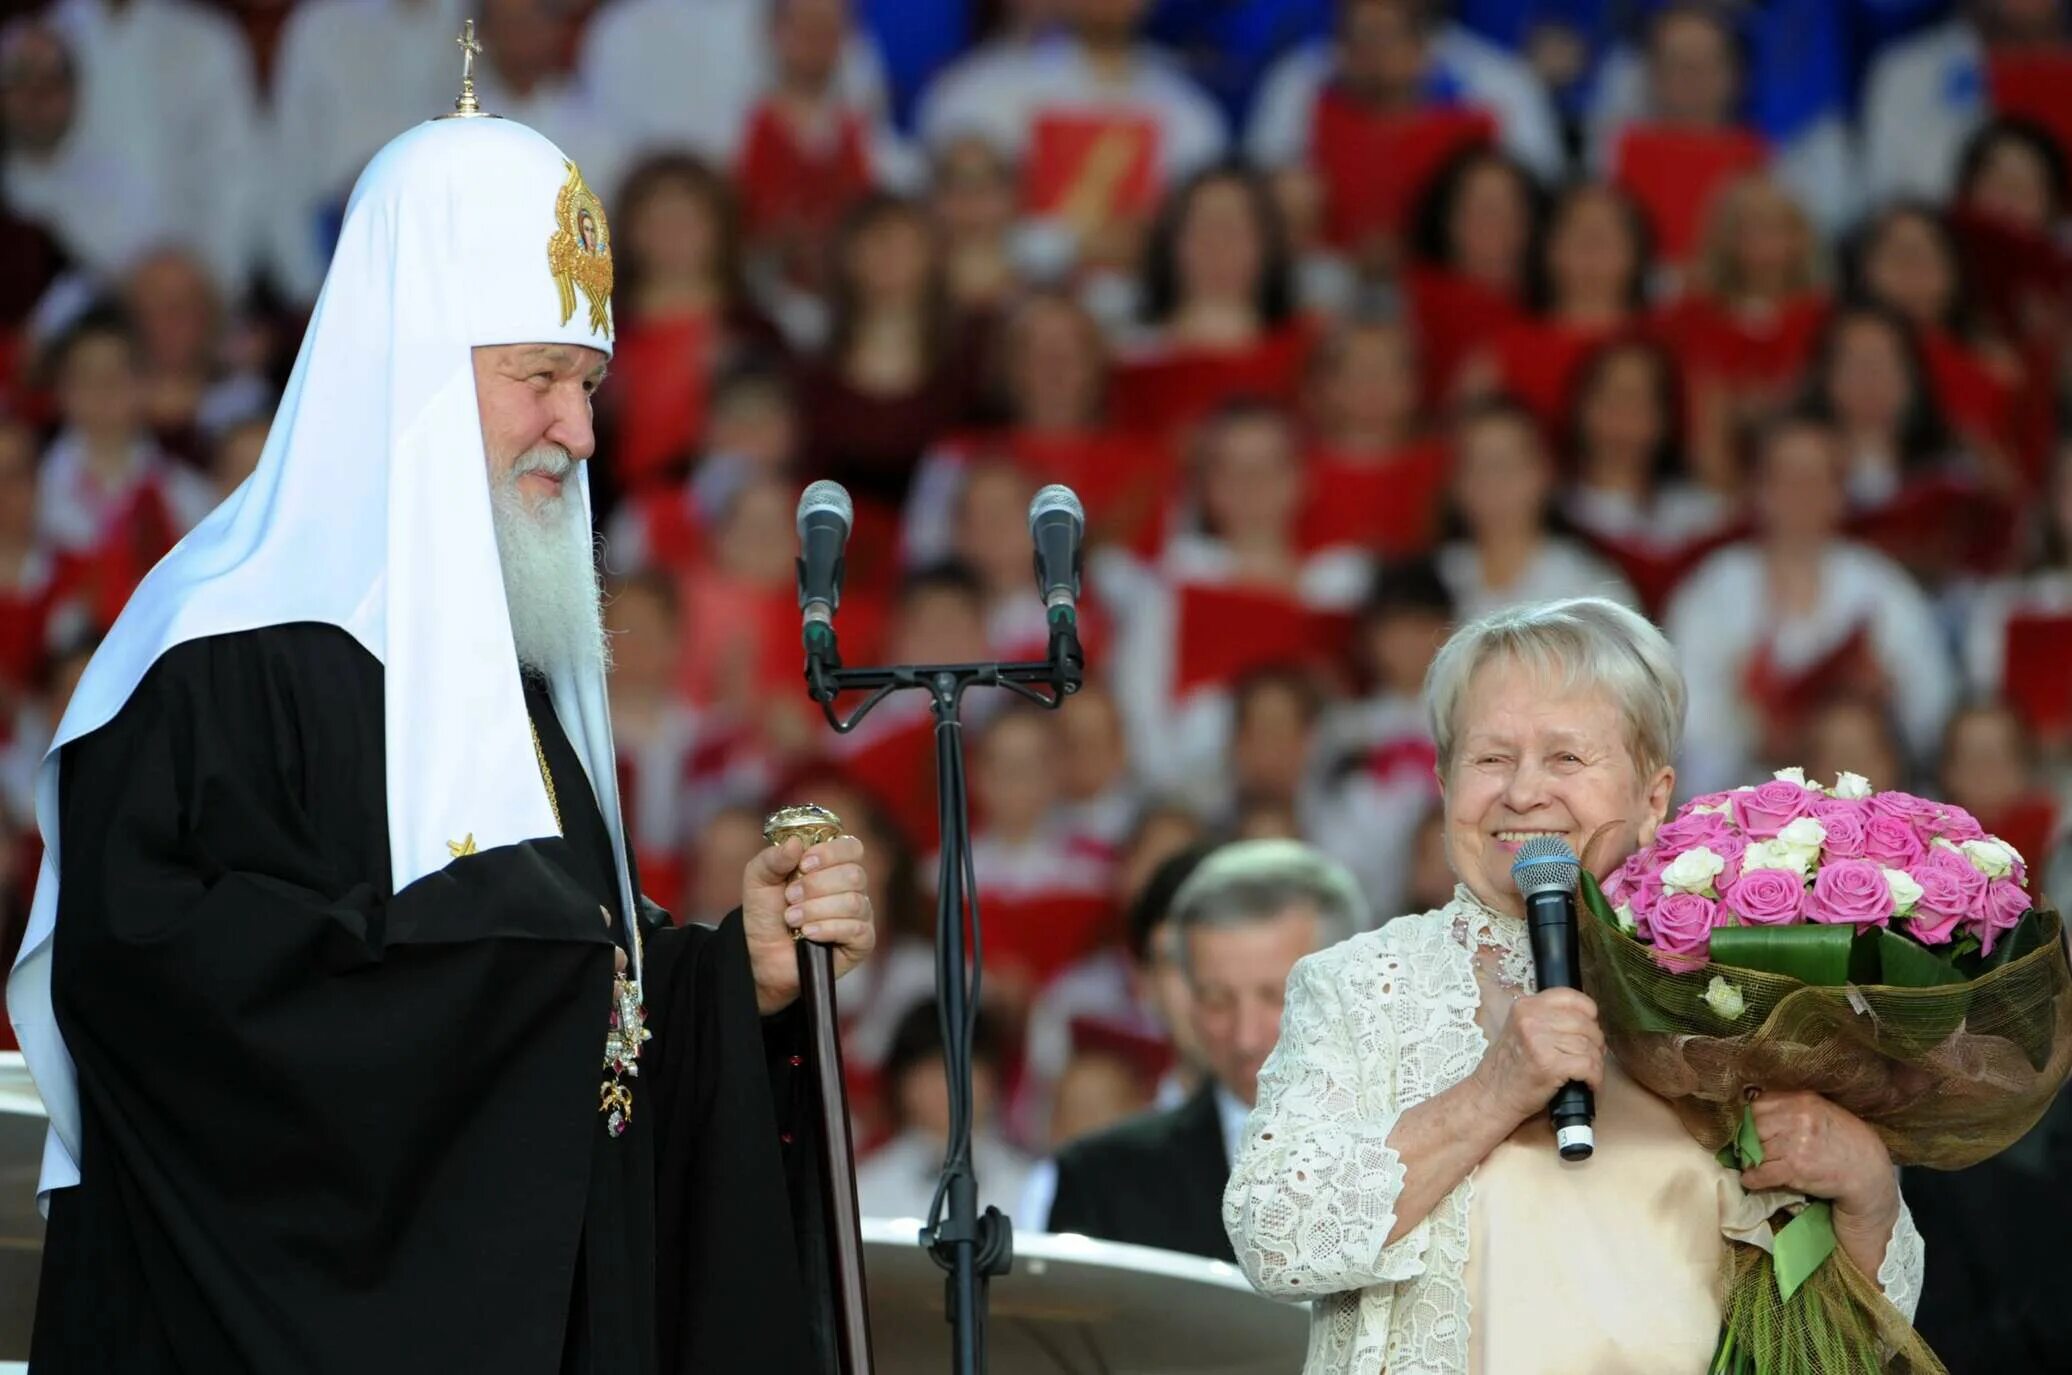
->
xmin=30 ymin=622 xmax=831 ymax=1374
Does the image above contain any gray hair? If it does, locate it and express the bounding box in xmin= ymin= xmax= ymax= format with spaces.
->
xmin=1424 ymin=597 xmax=1685 ymax=778
xmin=1171 ymin=839 xmax=1366 ymax=973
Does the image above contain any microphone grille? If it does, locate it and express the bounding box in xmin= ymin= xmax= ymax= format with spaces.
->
xmin=1027 ymin=483 xmax=1085 ymax=536
xmin=796 ymin=479 xmax=853 ymax=539
xmin=1510 ymin=834 xmax=1581 ymax=897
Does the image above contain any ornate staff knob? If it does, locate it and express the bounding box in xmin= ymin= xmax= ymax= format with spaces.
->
xmin=764 ymin=804 xmax=844 ymax=940
xmin=438 ymin=18 xmax=493 ymax=119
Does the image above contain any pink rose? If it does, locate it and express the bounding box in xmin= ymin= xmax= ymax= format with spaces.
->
xmin=1722 ymin=868 xmax=1806 ymax=925
xmin=1710 ymin=832 xmax=1748 ymax=889
xmin=1655 ymin=809 xmax=1736 ymax=855
xmin=1809 ymin=801 xmax=1869 ymax=860
xmin=1650 ymin=892 xmax=1719 ymax=969
xmin=1867 ymin=791 xmax=1975 ymax=844
xmin=1974 ymin=879 xmax=2034 ymax=957
xmin=1686 ymin=790 xmax=1741 ymax=815
xmin=1806 ymin=859 xmax=1896 ymax=928
xmin=1908 ymin=858 xmax=1984 ymax=945
xmin=1628 ymin=869 xmax=1667 ymax=936
xmin=1734 ymin=780 xmax=1818 ymax=839
xmin=1860 ymin=815 xmax=1927 ymax=871
xmin=1936 ymin=809 xmax=1987 ymax=844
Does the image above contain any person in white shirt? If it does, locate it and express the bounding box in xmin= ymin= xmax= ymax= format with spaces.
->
xmin=913 ymin=0 xmax=1226 ymax=207
xmin=1095 ymin=401 xmax=1371 ymax=797
xmin=1666 ymin=410 xmax=1958 ymax=797
xmin=579 ymin=0 xmax=892 ymax=168
xmin=45 ymin=0 xmax=263 ymax=293
xmin=1225 ymin=597 xmax=1924 ymax=1372
xmin=0 ymin=19 xmax=163 ymax=285
xmin=1862 ymin=0 xmax=2069 ymax=209
xmin=265 ymin=0 xmax=462 ymax=303
xmin=470 ymin=0 xmax=628 ymax=205
xmin=912 ymin=0 xmax=1062 ymax=150
xmin=1436 ymin=398 xmax=1639 ymax=622
xmin=855 ymin=999 xmax=1034 ymax=1221
xmin=35 ymin=310 xmax=216 ymax=559
xmin=1308 ymin=559 xmax=1453 ymax=921
xmin=1247 ymin=0 xmax=1565 ymax=183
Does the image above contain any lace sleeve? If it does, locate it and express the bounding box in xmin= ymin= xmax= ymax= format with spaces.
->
xmin=1222 ymin=948 xmax=1430 ymax=1299
xmin=1875 ymin=1191 xmax=1925 ymax=1323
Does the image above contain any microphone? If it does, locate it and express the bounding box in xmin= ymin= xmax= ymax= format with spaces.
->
xmin=1510 ymin=835 xmax=1595 ymax=1162
xmin=1027 ymin=484 xmax=1084 ymax=625
xmin=795 ymin=479 xmax=852 ymax=653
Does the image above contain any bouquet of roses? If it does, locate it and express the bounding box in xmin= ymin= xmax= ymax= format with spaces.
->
xmin=1577 ymin=768 xmax=2072 ymax=1375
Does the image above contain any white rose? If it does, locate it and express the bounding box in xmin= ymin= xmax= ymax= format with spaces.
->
xmin=1883 ymin=866 xmax=1923 ymax=918
xmin=1932 ymin=836 xmax=1963 ymax=855
xmin=1742 ymin=839 xmax=1813 ymax=879
xmin=1613 ymin=902 xmax=1637 ymax=935
xmin=1831 ymin=771 xmax=1873 ymax=800
xmin=1773 ymin=767 xmax=1810 ymax=788
xmin=1662 ymin=846 xmax=1728 ymax=896
xmin=1961 ymin=838 xmax=2017 ymax=879
xmin=1776 ymin=816 xmax=1828 ymax=858
xmin=1703 ymin=976 xmax=1747 ymax=1021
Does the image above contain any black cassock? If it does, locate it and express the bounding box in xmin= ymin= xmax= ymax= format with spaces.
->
xmin=31 ymin=623 xmax=835 ymax=1374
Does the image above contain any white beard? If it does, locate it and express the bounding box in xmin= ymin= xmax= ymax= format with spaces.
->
xmin=489 ymin=446 xmax=608 ymax=679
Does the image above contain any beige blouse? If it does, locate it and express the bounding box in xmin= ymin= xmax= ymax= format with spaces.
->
xmin=1223 ymin=888 xmax=1924 ymax=1375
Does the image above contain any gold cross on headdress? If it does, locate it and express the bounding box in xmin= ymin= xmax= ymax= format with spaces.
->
xmin=447 ymin=18 xmax=486 ymax=118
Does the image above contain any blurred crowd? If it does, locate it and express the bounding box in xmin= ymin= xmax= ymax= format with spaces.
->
xmin=1 ymin=0 xmax=2071 ymax=1263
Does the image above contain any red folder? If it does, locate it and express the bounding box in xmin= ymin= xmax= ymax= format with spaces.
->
xmin=1172 ymin=581 xmax=1356 ymax=697
xmin=1404 ymin=268 xmax=1528 ymax=406
xmin=1575 ymin=521 xmax=1747 ymax=619
xmin=1298 ymin=441 xmax=1450 ymax=556
xmin=1111 ymin=322 xmax=1317 ymax=438
xmin=1846 ymin=477 xmax=2022 ymax=579
xmin=1025 ymin=111 xmax=1161 ymax=219
xmin=980 ymin=891 xmax=1119 ymax=986
xmin=2004 ymin=613 xmax=2072 ymax=740
xmin=1612 ymin=125 xmax=1767 ymax=263
xmin=1310 ymin=96 xmax=1495 ymax=249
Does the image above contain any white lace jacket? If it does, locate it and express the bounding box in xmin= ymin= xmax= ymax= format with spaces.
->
xmin=1222 ymin=889 xmax=1925 ymax=1374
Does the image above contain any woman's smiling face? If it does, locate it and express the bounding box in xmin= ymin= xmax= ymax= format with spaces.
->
xmin=1442 ymin=656 xmax=1673 ymax=917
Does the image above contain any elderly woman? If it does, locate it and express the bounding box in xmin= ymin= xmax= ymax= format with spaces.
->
xmin=1224 ymin=597 xmax=1922 ymax=1373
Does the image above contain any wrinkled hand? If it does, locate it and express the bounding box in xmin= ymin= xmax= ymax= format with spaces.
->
xmin=1470 ymin=988 xmax=1606 ymax=1131
xmin=742 ymin=834 xmax=875 ymax=1016
xmin=1739 ymin=1090 xmax=1899 ymax=1224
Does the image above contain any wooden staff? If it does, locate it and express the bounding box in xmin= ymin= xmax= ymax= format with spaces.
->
xmin=764 ymin=804 xmax=875 ymax=1375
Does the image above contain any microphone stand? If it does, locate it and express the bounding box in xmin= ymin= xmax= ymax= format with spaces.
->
xmin=803 ymin=610 xmax=1083 ymax=1375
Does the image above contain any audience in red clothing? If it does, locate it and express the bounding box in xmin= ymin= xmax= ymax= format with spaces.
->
xmin=1437 ymin=397 xmax=1636 ymax=622
xmin=1404 ymin=146 xmax=1537 ymax=402
xmin=1296 ymin=317 xmax=1447 ymax=557
xmin=1464 ymin=181 xmax=1651 ymax=430
xmin=1559 ymin=338 xmax=1736 ymax=612
xmin=1848 ymin=203 xmax=2027 ymax=465
xmin=1596 ymin=4 xmax=1766 ymax=269
xmin=1113 ymin=166 xmax=1313 ymax=437
xmin=1660 ymin=175 xmax=1828 ymax=471
xmin=1940 ymin=700 xmax=2060 ymax=877
xmin=735 ymin=0 xmax=883 ymax=297
xmin=608 ymin=155 xmax=787 ymax=494
xmin=929 ymin=135 xmax=1025 ymax=321
xmin=801 ymin=194 xmax=979 ymax=543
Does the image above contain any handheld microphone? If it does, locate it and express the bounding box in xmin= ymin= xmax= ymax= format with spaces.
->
xmin=795 ymin=479 xmax=853 ymax=653
xmin=1510 ymin=835 xmax=1595 ymax=1162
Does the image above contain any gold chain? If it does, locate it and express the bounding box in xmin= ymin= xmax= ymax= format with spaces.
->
xmin=528 ymin=719 xmax=564 ymax=835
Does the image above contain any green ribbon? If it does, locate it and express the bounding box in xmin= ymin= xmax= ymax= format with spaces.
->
xmin=1715 ymin=1103 xmax=1839 ymax=1305
xmin=1771 ymin=1202 xmax=1837 ymax=1303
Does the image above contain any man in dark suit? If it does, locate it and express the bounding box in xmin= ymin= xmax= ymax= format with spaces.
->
xmin=1035 ymin=839 xmax=1365 ymax=1261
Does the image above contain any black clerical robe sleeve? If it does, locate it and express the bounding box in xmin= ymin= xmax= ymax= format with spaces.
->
xmin=34 ymin=626 xmax=621 ymax=1375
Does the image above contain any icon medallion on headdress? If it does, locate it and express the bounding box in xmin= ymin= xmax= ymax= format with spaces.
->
xmin=547 ymin=160 xmax=613 ymax=338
